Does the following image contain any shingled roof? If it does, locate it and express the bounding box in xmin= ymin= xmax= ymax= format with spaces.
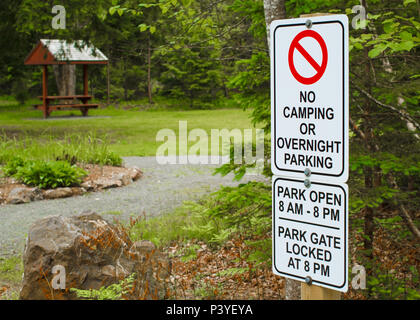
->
xmin=25 ymin=39 xmax=108 ymax=65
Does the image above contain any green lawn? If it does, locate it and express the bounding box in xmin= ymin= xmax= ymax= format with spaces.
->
xmin=0 ymin=97 xmax=259 ymax=158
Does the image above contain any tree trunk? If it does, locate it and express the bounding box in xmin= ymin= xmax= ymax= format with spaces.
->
xmin=263 ymin=0 xmax=286 ymax=48
xmin=263 ymin=0 xmax=299 ymax=300
xmin=285 ymin=278 xmax=301 ymax=300
xmin=53 ymin=64 xmax=76 ymax=102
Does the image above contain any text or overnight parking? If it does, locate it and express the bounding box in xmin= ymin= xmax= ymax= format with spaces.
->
xmin=277 ymin=105 xmax=341 ymax=169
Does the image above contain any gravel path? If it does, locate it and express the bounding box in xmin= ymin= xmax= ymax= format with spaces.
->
xmin=0 ymin=156 xmax=268 ymax=257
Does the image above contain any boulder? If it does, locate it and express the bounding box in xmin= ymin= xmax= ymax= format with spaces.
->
xmin=43 ymin=187 xmax=74 ymax=200
xmin=92 ymin=177 xmax=122 ymax=189
xmin=6 ymin=187 xmax=43 ymax=204
xmin=111 ymin=173 xmax=133 ymax=186
xmin=20 ymin=212 xmax=171 ymax=300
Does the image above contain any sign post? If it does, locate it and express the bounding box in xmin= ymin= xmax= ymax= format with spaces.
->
xmin=270 ymin=14 xmax=349 ymax=300
xmin=301 ymin=282 xmax=340 ymax=300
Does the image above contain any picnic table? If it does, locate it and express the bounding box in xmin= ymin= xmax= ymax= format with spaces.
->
xmin=34 ymin=95 xmax=98 ymax=117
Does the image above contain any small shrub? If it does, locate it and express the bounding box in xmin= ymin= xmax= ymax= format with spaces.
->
xmin=2 ymin=156 xmax=25 ymax=176
xmin=13 ymin=160 xmax=87 ymax=189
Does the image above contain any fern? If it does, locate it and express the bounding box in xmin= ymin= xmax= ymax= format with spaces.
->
xmin=70 ymin=274 xmax=135 ymax=300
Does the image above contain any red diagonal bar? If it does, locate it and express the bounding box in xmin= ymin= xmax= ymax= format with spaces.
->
xmin=294 ymin=42 xmax=322 ymax=72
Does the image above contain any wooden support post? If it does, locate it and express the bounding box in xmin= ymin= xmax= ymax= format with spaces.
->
xmin=301 ymin=283 xmax=341 ymax=300
xmin=297 ymin=12 xmax=340 ymax=301
xmin=107 ymin=62 xmax=110 ymax=105
xmin=83 ymin=64 xmax=89 ymax=96
xmin=83 ymin=65 xmax=89 ymax=117
xmin=42 ymin=65 xmax=49 ymax=118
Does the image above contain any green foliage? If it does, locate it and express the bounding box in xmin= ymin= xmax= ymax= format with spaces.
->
xmin=159 ymin=47 xmax=223 ymax=108
xmin=128 ymin=202 xmax=209 ymax=247
xmin=2 ymin=156 xmax=25 ymax=176
xmin=244 ymin=237 xmax=271 ymax=267
xmin=179 ymin=244 xmax=201 ymax=262
xmin=215 ymin=267 xmax=248 ymax=278
xmin=286 ymin=0 xmax=344 ymax=17
xmin=230 ymin=0 xmax=266 ymax=39
xmin=350 ymin=153 xmax=420 ymax=176
xmin=193 ymin=281 xmax=223 ymax=300
xmin=16 ymin=160 xmax=87 ymax=189
xmin=348 ymin=13 xmax=420 ymax=58
xmin=11 ymin=78 xmax=29 ymax=105
xmin=366 ymin=264 xmax=420 ymax=300
xmin=70 ymin=273 xmax=135 ymax=300
xmin=0 ymin=1 xmax=34 ymax=95
xmin=228 ymin=52 xmax=271 ymax=129
xmin=214 ymin=137 xmax=271 ymax=181
xmin=7 ymin=159 xmax=87 ymax=189
xmin=206 ymin=182 xmax=271 ymax=227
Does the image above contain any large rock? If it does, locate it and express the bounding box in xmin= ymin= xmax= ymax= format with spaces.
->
xmin=92 ymin=177 xmax=122 ymax=189
xmin=6 ymin=187 xmax=43 ymax=204
xmin=20 ymin=212 xmax=171 ymax=300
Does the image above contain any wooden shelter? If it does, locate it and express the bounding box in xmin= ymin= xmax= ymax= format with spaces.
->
xmin=25 ymin=39 xmax=108 ymax=118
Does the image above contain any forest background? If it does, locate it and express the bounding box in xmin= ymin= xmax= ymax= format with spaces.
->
xmin=0 ymin=0 xmax=418 ymax=299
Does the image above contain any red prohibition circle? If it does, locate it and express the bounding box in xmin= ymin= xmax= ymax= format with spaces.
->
xmin=288 ymin=30 xmax=328 ymax=85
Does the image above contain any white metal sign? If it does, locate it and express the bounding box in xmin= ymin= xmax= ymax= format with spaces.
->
xmin=272 ymin=176 xmax=348 ymax=292
xmin=270 ymin=15 xmax=349 ymax=183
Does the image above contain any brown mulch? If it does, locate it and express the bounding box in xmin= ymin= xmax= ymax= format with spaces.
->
xmin=166 ymin=238 xmax=285 ymax=300
xmin=164 ymin=211 xmax=419 ymax=301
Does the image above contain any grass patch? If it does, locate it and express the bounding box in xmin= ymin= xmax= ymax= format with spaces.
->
xmin=0 ymin=133 xmax=122 ymax=166
xmin=128 ymin=200 xmax=240 ymax=249
xmin=0 ymin=98 xmax=258 ymax=158
xmin=0 ymin=256 xmax=23 ymax=284
xmin=128 ymin=203 xmax=207 ymax=248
